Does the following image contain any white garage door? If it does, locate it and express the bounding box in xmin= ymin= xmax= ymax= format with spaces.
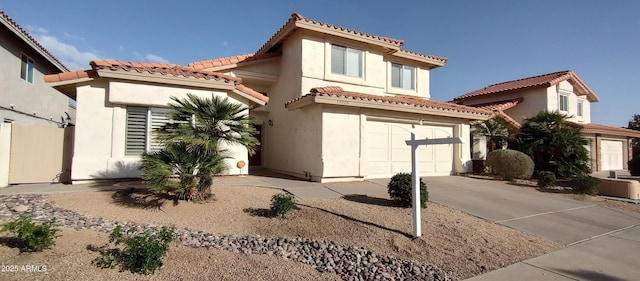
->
xmin=366 ymin=121 xmax=454 ymax=178
xmin=601 ymin=140 xmax=624 ymax=171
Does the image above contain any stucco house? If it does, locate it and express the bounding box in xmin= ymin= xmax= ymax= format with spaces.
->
xmin=0 ymin=10 xmax=73 ymax=126
xmin=47 ymin=13 xmax=490 ymax=183
xmin=453 ymin=70 xmax=640 ymax=172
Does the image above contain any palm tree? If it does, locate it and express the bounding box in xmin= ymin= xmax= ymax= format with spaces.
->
xmin=140 ymin=94 xmax=258 ymax=201
xmin=516 ymin=110 xmax=589 ymax=178
xmin=474 ymin=115 xmax=516 ymax=152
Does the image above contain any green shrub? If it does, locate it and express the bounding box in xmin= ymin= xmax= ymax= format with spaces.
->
xmin=573 ymin=175 xmax=601 ymax=195
xmin=387 ymin=173 xmax=428 ymax=208
xmin=486 ymin=149 xmax=534 ymax=179
xmin=270 ymin=193 xmax=295 ymax=218
xmin=537 ymin=171 xmax=557 ymax=188
xmin=629 ymin=155 xmax=640 ymax=176
xmin=0 ymin=216 xmax=60 ymax=252
xmin=94 ymin=226 xmax=176 ymax=274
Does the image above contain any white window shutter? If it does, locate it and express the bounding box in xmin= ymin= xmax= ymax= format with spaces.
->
xmin=149 ymin=108 xmax=171 ymax=152
xmin=125 ymin=107 xmax=148 ymax=156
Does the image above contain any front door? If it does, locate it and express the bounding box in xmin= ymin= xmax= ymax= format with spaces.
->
xmin=249 ymin=125 xmax=262 ymax=166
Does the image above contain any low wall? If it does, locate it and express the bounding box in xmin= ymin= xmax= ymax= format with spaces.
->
xmin=597 ymin=178 xmax=640 ymax=200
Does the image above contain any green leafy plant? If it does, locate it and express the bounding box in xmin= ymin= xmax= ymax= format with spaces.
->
xmin=573 ymin=175 xmax=601 ymax=195
xmin=270 ymin=193 xmax=295 ymax=218
xmin=537 ymin=171 xmax=557 ymax=188
xmin=387 ymin=173 xmax=428 ymax=208
xmin=0 ymin=216 xmax=60 ymax=252
xmin=93 ymin=226 xmax=176 ymax=274
xmin=485 ymin=149 xmax=535 ymax=180
xmin=629 ymin=155 xmax=640 ymax=176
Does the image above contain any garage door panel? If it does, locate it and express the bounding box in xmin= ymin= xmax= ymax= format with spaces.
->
xmin=601 ymin=140 xmax=623 ymax=171
xmin=366 ymin=121 xmax=453 ymax=178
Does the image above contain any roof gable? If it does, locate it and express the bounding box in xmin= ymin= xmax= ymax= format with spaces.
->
xmin=0 ymin=10 xmax=69 ymax=72
xmin=455 ymin=70 xmax=599 ymax=102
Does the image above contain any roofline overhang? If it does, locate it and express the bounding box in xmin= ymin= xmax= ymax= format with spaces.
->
xmin=232 ymin=89 xmax=267 ymax=106
xmin=389 ymin=51 xmax=446 ymax=69
xmin=96 ymin=69 xmax=237 ymax=90
xmin=287 ymin=95 xmax=490 ymax=121
xmin=1 ymin=17 xmax=68 ymax=72
xmin=201 ymin=56 xmax=281 ymax=72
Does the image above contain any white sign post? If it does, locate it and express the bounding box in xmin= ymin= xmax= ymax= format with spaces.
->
xmin=405 ymin=133 xmax=463 ymax=238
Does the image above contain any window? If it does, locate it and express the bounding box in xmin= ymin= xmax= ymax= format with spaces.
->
xmin=577 ymin=100 xmax=583 ymax=117
xmin=20 ymin=54 xmax=34 ymax=83
xmin=125 ymin=107 xmax=171 ymax=156
xmin=559 ymin=94 xmax=568 ymax=111
xmin=331 ymin=44 xmax=363 ymax=78
xmin=391 ymin=63 xmax=415 ymax=90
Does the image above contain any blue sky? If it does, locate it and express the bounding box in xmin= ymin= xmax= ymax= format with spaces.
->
xmin=2 ymin=0 xmax=639 ymax=127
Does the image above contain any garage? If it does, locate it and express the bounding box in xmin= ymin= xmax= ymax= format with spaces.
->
xmin=366 ymin=120 xmax=453 ymax=178
xmin=600 ymin=139 xmax=624 ymax=171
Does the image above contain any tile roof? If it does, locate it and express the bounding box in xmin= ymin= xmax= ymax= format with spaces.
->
xmin=395 ymin=49 xmax=448 ymax=65
xmin=44 ymin=60 xmax=268 ymax=104
xmin=454 ymin=70 xmax=599 ymax=102
xmin=256 ymin=13 xmax=404 ymax=55
xmin=285 ymin=86 xmax=491 ymax=117
xmin=566 ymin=122 xmax=640 ymax=138
xmin=472 ymin=98 xmax=524 ymax=112
xmin=188 ymin=53 xmax=281 ymax=70
xmin=0 ymin=10 xmax=69 ymax=72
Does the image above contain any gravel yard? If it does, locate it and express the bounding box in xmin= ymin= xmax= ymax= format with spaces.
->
xmin=0 ymin=185 xmax=560 ymax=280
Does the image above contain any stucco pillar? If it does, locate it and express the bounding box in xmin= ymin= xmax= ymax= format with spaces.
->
xmin=453 ymin=124 xmax=472 ymax=173
xmin=0 ymin=123 xmax=12 ymax=187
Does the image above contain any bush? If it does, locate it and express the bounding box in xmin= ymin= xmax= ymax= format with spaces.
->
xmin=573 ymin=175 xmax=601 ymax=195
xmin=629 ymin=155 xmax=640 ymax=176
xmin=537 ymin=171 xmax=557 ymax=188
xmin=93 ymin=226 xmax=176 ymax=274
xmin=270 ymin=193 xmax=295 ymax=218
xmin=485 ymin=149 xmax=534 ymax=179
xmin=387 ymin=173 xmax=428 ymax=208
xmin=0 ymin=216 xmax=60 ymax=252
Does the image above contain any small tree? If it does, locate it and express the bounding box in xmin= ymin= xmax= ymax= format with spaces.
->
xmin=474 ymin=115 xmax=517 ymax=152
xmin=628 ymin=114 xmax=640 ymax=156
xmin=515 ymin=111 xmax=590 ymax=178
xmin=140 ymin=94 xmax=259 ymax=201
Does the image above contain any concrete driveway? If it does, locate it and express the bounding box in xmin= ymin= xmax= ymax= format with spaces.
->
xmin=420 ymin=176 xmax=640 ymax=281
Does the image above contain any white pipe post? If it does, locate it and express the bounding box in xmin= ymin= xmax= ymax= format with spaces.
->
xmin=410 ymin=132 xmax=421 ymax=238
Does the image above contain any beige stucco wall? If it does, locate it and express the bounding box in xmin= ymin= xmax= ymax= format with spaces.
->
xmin=0 ymin=26 xmax=73 ymax=126
xmin=0 ymin=123 xmax=11 ymax=187
xmin=71 ymin=79 xmax=250 ymax=182
xmin=548 ymin=81 xmax=591 ymax=123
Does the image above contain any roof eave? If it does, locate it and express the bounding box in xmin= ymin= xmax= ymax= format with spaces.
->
xmin=231 ymin=89 xmax=267 ymax=106
xmin=96 ymin=69 xmax=237 ymax=90
xmin=287 ymin=95 xmax=490 ymax=120
xmin=390 ymin=51 xmax=447 ymax=69
xmin=0 ymin=17 xmax=69 ymax=72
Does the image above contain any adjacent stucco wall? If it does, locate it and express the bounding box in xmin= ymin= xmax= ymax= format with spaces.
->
xmin=548 ymin=81 xmax=591 ymax=123
xmin=71 ymin=79 xmax=250 ymax=182
xmin=0 ymin=26 xmax=72 ymax=126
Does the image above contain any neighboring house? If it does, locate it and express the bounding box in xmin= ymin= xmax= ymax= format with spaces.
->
xmin=45 ymin=61 xmax=268 ymax=183
xmin=454 ymin=70 xmax=640 ymax=172
xmin=46 ymin=13 xmax=489 ymax=183
xmin=0 ymin=10 xmax=73 ymax=126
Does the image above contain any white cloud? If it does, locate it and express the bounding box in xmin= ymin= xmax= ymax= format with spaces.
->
xmin=63 ymin=32 xmax=85 ymax=41
xmin=35 ymin=34 xmax=100 ymax=70
xmin=145 ymin=54 xmax=170 ymax=64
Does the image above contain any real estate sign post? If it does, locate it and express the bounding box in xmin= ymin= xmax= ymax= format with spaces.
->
xmin=406 ymin=133 xmax=463 ymax=238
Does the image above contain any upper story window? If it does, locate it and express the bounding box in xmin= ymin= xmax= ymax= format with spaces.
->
xmin=20 ymin=54 xmax=34 ymax=83
xmin=391 ymin=63 xmax=415 ymax=90
xmin=577 ymin=100 xmax=583 ymax=117
xmin=331 ymin=44 xmax=362 ymax=78
xmin=125 ymin=107 xmax=172 ymax=156
xmin=559 ymin=94 xmax=568 ymax=112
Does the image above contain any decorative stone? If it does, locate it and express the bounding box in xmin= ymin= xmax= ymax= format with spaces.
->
xmin=13 ymin=204 xmax=28 ymax=213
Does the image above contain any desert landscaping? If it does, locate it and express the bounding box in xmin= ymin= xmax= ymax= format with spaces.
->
xmin=0 ymin=184 xmax=561 ymax=281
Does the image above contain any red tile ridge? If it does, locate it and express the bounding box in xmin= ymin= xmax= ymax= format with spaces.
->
xmin=256 ymin=13 xmax=404 ymax=55
xmin=290 ymin=86 xmax=490 ymax=116
xmin=455 ymin=70 xmax=572 ymax=101
xmin=472 ymin=98 xmax=524 ymax=112
xmin=0 ymin=10 xmax=69 ymax=72
xmin=236 ymin=84 xmax=269 ymax=103
xmin=396 ymin=49 xmax=448 ymax=64
xmin=44 ymin=69 xmax=97 ymax=83
xmin=89 ymin=60 xmax=241 ymax=84
xmin=188 ymin=52 xmax=281 ymax=70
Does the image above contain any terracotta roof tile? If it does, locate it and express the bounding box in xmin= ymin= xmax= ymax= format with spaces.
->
xmin=0 ymin=10 xmax=69 ymax=72
xmin=455 ymin=70 xmax=599 ymax=102
xmin=89 ymin=60 xmax=241 ymax=83
xmin=256 ymin=13 xmax=404 ymax=55
xmin=472 ymin=98 xmax=524 ymax=112
xmin=44 ymin=70 xmax=97 ymax=83
xmin=188 ymin=52 xmax=281 ymax=70
xmin=286 ymin=86 xmax=490 ymax=117
xmin=396 ymin=49 xmax=448 ymax=65
xmin=236 ymin=84 xmax=269 ymax=103
xmin=566 ymin=122 xmax=640 ymax=138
